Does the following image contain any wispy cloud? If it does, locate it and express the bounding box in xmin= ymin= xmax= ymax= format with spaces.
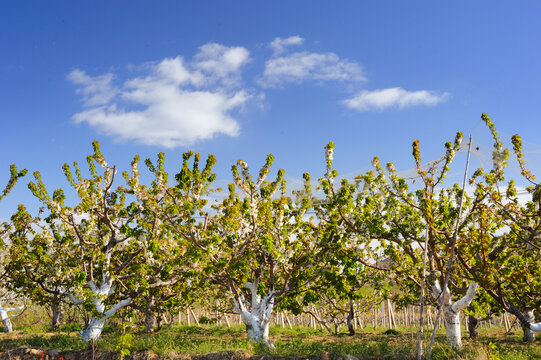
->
xmin=270 ymin=35 xmax=304 ymax=55
xmin=193 ymin=42 xmax=251 ymax=84
xmin=67 ymin=70 xmax=118 ymax=107
xmin=260 ymin=36 xmax=365 ymax=88
xmin=69 ymin=43 xmax=253 ymax=148
xmin=342 ymin=87 xmax=449 ymax=112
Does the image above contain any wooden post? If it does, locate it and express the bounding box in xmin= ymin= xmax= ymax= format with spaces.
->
xmin=381 ymin=302 xmax=386 ymax=328
xmin=285 ymin=313 xmax=293 ymax=329
xmin=504 ymin=312 xmax=510 ymax=332
xmin=189 ymin=306 xmax=200 ymax=326
xmin=387 ymin=299 xmax=397 ymax=329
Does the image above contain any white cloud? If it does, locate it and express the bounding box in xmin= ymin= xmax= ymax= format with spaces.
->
xmin=67 ymin=69 xmax=118 ymax=107
xmin=194 ymin=42 xmax=250 ymax=81
xmin=260 ymin=37 xmax=365 ymax=88
xmin=69 ymin=43 xmax=252 ymax=148
xmin=342 ymin=87 xmax=449 ymax=112
xmin=270 ymin=36 xmax=304 ymax=55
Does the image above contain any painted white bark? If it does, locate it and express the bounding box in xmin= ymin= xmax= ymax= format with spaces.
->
xmin=432 ymin=281 xmax=477 ymax=349
xmin=80 ymin=316 xmax=107 ymax=343
xmin=80 ymin=296 xmax=132 ymax=342
xmin=232 ymin=282 xmax=276 ymax=349
xmin=0 ymin=311 xmax=12 ymax=332
xmin=73 ymin=278 xmax=132 ymax=342
xmin=0 ymin=304 xmax=25 ymax=333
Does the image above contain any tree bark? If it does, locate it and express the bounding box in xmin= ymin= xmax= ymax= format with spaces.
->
xmin=0 ymin=304 xmax=25 ymax=333
xmin=468 ymin=314 xmax=479 ymax=339
xmin=144 ymin=310 xmax=157 ymax=333
xmin=347 ymin=299 xmax=355 ymax=336
xmin=432 ymin=281 xmax=477 ymax=349
xmin=51 ymin=302 xmax=63 ymax=330
xmin=233 ymin=282 xmax=275 ymax=349
xmin=0 ymin=311 xmax=12 ymax=333
xmin=522 ymin=309 xmax=536 ymax=342
xmin=442 ymin=304 xmax=462 ymax=347
xmin=242 ymin=309 xmax=272 ymax=347
xmin=78 ymin=279 xmax=132 ymax=342
xmin=80 ymin=316 xmax=107 ymax=342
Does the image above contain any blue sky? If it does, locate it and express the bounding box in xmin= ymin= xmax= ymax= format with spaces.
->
xmin=1 ymin=1 xmax=541 ymax=218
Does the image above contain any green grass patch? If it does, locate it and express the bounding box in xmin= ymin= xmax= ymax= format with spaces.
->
xmin=0 ymin=324 xmax=540 ymax=359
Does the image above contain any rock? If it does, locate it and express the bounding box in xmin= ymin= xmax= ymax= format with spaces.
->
xmin=47 ymin=349 xmax=59 ymax=357
xmin=23 ymin=348 xmax=43 ymax=355
xmin=320 ymin=351 xmax=330 ymax=360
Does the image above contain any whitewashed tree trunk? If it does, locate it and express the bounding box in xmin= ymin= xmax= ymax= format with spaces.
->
xmin=432 ymin=281 xmax=477 ymax=349
xmin=81 ymin=316 xmax=107 ymax=342
xmin=0 ymin=311 xmax=12 ymax=333
xmin=232 ymin=282 xmax=275 ymax=349
xmin=0 ymin=304 xmax=25 ymax=333
xmin=77 ymin=278 xmax=132 ymax=342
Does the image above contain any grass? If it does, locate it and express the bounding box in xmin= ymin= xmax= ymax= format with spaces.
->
xmin=0 ymin=322 xmax=540 ymax=359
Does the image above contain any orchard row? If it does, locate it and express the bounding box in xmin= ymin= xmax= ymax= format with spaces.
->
xmin=1 ymin=114 xmax=540 ymax=357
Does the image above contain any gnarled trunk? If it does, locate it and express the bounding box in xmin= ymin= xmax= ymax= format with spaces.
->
xmin=143 ymin=296 xmax=157 ymax=333
xmin=144 ymin=310 xmax=157 ymax=333
xmin=242 ymin=310 xmax=272 ymax=346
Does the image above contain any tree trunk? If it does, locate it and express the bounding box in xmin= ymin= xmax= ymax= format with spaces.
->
xmin=233 ymin=282 xmax=275 ymax=349
xmin=77 ymin=280 xmax=131 ymax=342
xmin=51 ymin=302 xmax=63 ymax=330
xmin=0 ymin=310 xmax=13 ymax=333
xmin=442 ymin=304 xmax=463 ymax=348
xmin=0 ymin=305 xmax=24 ymax=333
xmin=522 ymin=309 xmax=536 ymax=342
xmin=80 ymin=316 xmax=107 ymax=342
xmin=347 ymin=299 xmax=355 ymax=336
xmin=468 ymin=314 xmax=479 ymax=339
xmin=242 ymin=310 xmax=272 ymax=347
xmin=144 ymin=310 xmax=157 ymax=333
xmin=432 ymin=281 xmax=477 ymax=349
